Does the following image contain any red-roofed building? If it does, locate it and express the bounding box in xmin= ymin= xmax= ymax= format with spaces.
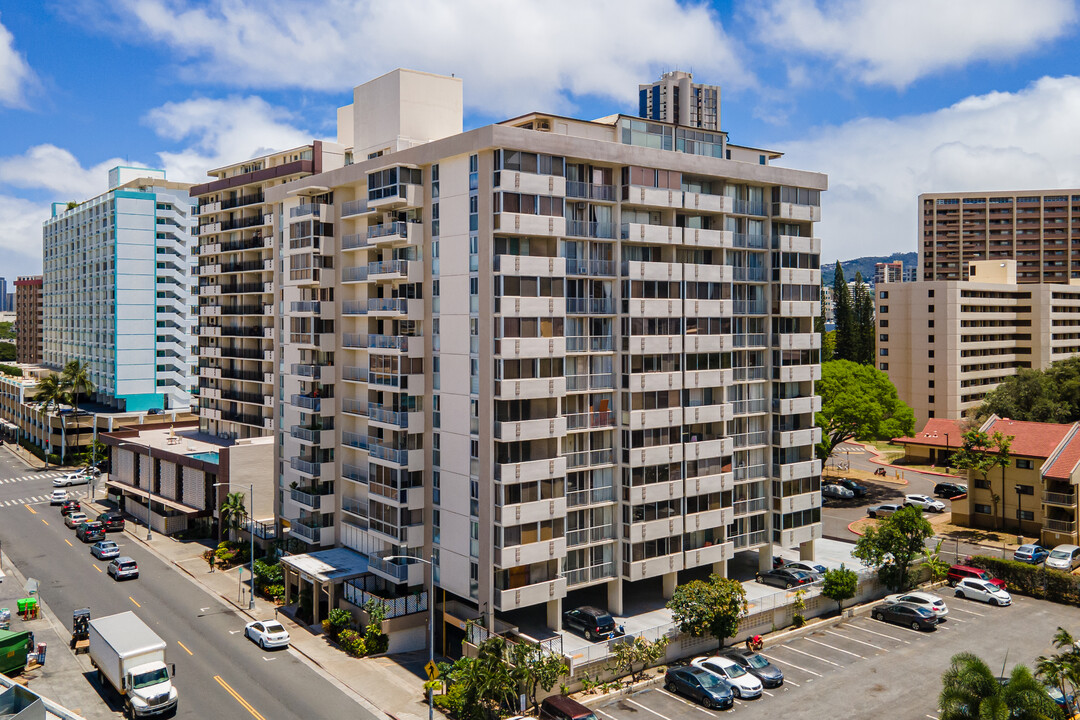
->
xmin=892 ymin=418 xmax=966 ymax=467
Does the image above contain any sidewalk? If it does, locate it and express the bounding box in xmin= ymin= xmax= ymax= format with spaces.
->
xmin=81 ymin=490 xmax=441 ymax=720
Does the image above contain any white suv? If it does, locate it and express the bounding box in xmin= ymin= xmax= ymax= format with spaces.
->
xmin=1045 ymin=544 xmax=1080 ymax=571
xmin=904 ymin=494 xmax=946 ymax=513
xmin=955 ymin=578 xmax=1011 ymax=606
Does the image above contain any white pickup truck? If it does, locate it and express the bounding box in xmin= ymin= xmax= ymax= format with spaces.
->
xmin=88 ymin=611 xmax=178 ymax=717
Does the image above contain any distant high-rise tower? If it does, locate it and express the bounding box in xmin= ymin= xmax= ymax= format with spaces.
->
xmin=14 ymin=276 xmax=42 ymax=364
xmin=638 ymin=71 xmax=720 ymax=130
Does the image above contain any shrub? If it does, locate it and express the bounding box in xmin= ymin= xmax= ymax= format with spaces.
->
xmin=0 ymin=363 xmax=22 ymax=377
xmin=261 ymin=584 xmax=284 ymax=601
xmin=967 ymin=555 xmax=1080 ymax=605
xmin=337 ymin=629 xmax=367 ymax=657
xmin=432 ymin=683 xmax=470 ymax=719
xmin=322 ymin=608 xmax=352 ymax=642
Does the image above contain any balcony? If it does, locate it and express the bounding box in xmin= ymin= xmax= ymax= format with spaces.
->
xmin=494 ymin=416 xmax=567 ymax=441
xmin=566 ymin=298 xmax=615 ymax=315
xmin=566 ymin=258 xmax=616 ymax=276
xmin=773 ymin=427 xmax=822 ymax=449
xmin=565 ymin=335 xmax=614 ymax=353
xmin=494 ymin=213 xmax=565 ymax=237
xmin=623 ymin=553 xmax=685 ymax=581
xmin=367 ymin=221 xmax=420 ymax=245
xmin=291 ymin=394 xmax=325 ymax=412
xmin=494 ymin=577 xmax=567 ymax=611
xmin=622 ymin=259 xmax=683 ymax=282
xmin=368 ymin=404 xmax=409 ymax=428
xmin=565 ymin=220 xmax=615 ymax=239
xmin=494 ymin=538 xmax=567 ymax=568
xmin=774 ymin=459 xmax=822 ymax=482
xmin=565 ymin=448 xmax=615 ymax=469
xmin=621 ymin=222 xmax=683 ymax=245
xmin=683 ymin=192 xmax=732 ymax=214
xmin=732 ymin=233 xmax=767 ymax=249
xmin=1043 ymin=492 xmax=1077 ymax=507
xmin=342 ymin=234 xmax=370 ymax=251
xmin=732 ymin=431 xmax=769 ymax=449
xmin=289 ymin=425 xmax=325 ymax=444
xmin=566 ymin=182 xmax=616 ymax=202
xmin=494 ymin=254 xmax=566 ymax=277
xmin=1045 ymin=518 xmax=1077 ymax=533
xmin=563 ymin=561 xmax=618 ymax=587
xmin=368 ymin=259 xmax=410 ymax=279
xmin=498 ymin=497 xmax=567 ymax=526
xmin=289 ymin=457 xmax=324 ymax=478
xmin=565 ymin=409 xmax=616 ymax=431
xmin=290 ymin=487 xmax=331 ymax=510
xmin=290 ymin=520 xmax=325 ymax=544
xmin=341 ymin=199 xmax=370 ymax=217
xmin=494 ymin=376 xmax=566 ymax=399
xmin=494 ymin=456 xmax=567 ymax=483
xmin=685 ymin=542 xmax=734 ymax=569
xmin=566 ymin=485 xmax=616 ymax=508
xmin=622 ymin=185 xmax=683 ymax=208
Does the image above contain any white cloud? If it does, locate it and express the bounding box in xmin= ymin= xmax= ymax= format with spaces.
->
xmin=757 ymin=0 xmax=1076 ymax=88
xmin=0 ymin=15 xmax=34 ymax=108
xmin=101 ymin=0 xmax=749 ymax=116
xmin=775 ymin=76 xmax=1080 ymax=263
xmin=0 ymin=145 xmax=134 ymax=198
xmin=0 ymin=194 xmax=48 ymax=275
xmin=143 ymin=95 xmax=315 ymax=182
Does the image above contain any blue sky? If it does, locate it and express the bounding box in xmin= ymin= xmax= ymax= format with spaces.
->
xmin=2 ymin=0 xmax=1080 ymax=279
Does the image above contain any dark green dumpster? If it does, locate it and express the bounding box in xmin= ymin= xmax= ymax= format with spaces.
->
xmin=0 ymin=629 xmax=31 ymax=675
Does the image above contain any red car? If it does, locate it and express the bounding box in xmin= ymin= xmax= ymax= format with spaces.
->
xmin=947 ymin=564 xmax=1006 ymax=589
xmin=60 ymin=499 xmax=81 ymax=516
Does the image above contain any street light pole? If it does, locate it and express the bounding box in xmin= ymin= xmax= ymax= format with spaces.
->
xmin=214 ymin=481 xmax=256 ymax=610
xmin=384 ymin=553 xmax=435 ymax=720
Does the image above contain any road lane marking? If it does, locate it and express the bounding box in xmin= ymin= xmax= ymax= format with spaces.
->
xmin=229 ymin=629 xmax=243 ymax=635
xmin=129 ymin=596 xmax=141 ymax=608
xmin=177 ymin=641 xmax=193 ymax=656
xmin=780 ymin=644 xmax=843 ymax=667
xmin=847 ymin=622 xmax=910 ymax=643
xmin=40 ymin=518 xmax=48 ymax=526
xmin=825 ymin=629 xmax=886 ymax=651
xmin=24 ymin=504 xmax=35 ymax=514
xmin=213 ymin=676 xmax=267 ymax=720
xmin=64 ymin=539 xmax=73 ymax=547
xmin=767 ymin=653 xmax=822 ymax=676
xmin=627 ymin=698 xmax=673 ymax=720
xmin=93 ymin=564 xmax=102 ymax=573
xmin=657 ymin=688 xmax=714 ymax=715
xmin=804 ymin=636 xmax=863 ymax=658
xmin=262 ymin=657 xmax=276 ymax=662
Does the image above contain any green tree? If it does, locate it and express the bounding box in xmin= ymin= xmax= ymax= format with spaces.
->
xmin=1035 ymin=627 xmax=1080 ymax=717
xmin=220 ymin=491 xmax=248 ymax=541
xmin=853 ymin=505 xmax=934 ymax=591
xmin=609 ymin=635 xmax=669 ymax=684
xmin=0 ymin=343 xmax=14 ymax=362
xmin=979 ymin=366 xmax=1067 ymax=423
xmin=832 ymin=262 xmax=853 ymax=361
xmin=815 ymin=360 xmax=915 ymax=460
xmin=821 ymin=565 xmax=859 ymax=615
xmin=33 ymin=373 xmax=70 ymax=469
xmin=852 ymin=272 xmax=875 ymax=365
xmin=446 ymin=635 xmax=516 ymax=720
xmin=78 ymin=438 xmax=108 ymax=470
xmin=61 ymin=360 xmax=95 ymax=452
xmin=0 ymin=322 xmax=14 ymax=339
xmin=667 ymin=574 xmax=747 ymax=650
xmin=939 ymin=652 xmax=1063 ymax=720
xmin=952 ymin=430 xmax=1013 ymax=531
xmin=509 ymin=641 xmax=569 ymax=713
xmin=921 ymin=540 xmax=951 ymax=583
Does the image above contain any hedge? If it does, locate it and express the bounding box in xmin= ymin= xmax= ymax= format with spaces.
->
xmin=966 ymin=555 xmax=1080 ymax=605
xmin=0 ymin=363 xmax=21 ymax=377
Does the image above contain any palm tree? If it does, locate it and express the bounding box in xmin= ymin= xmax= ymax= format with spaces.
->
xmin=61 ymin=360 xmax=95 ymax=461
xmin=220 ymin=492 xmax=248 ymax=541
xmin=33 ymin=374 xmax=70 ymax=469
xmin=1037 ymin=627 xmax=1080 ymax=716
xmin=940 ymin=651 xmax=1063 ymax=720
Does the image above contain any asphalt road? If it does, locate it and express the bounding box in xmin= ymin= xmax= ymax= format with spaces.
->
xmin=0 ymin=450 xmax=374 ymax=720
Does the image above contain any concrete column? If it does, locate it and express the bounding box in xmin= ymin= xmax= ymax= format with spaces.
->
xmin=662 ymin=572 xmax=677 ymax=600
xmin=546 ymin=598 xmax=562 ymax=631
xmin=758 ymin=545 xmax=773 ymax=572
xmin=712 ymin=559 xmax=728 ymax=578
xmin=312 ymin=580 xmax=322 ymax=627
xmin=799 ymin=539 xmax=816 ymax=562
xmin=607 ymin=578 xmax=624 ymax=616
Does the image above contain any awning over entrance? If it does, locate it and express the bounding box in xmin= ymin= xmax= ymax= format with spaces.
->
xmin=105 ymin=480 xmax=202 ymax=514
xmin=281 ymin=546 xmax=369 ymax=583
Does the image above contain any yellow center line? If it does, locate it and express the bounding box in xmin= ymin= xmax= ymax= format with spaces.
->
xmin=176 ymin=641 xmax=193 ymax=656
xmin=40 ymin=518 xmax=48 ymax=526
xmin=64 ymin=539 xmax=73 ymax=547
xmin=129 ymin=596 xmax=141 ymax=608
xmin=24 ymin=504 xmax=36 ymax=515
xmin=93 ymin=564 xmax=102 ymax=573
xmin=213 ymin=675 xmax=266 ymax=720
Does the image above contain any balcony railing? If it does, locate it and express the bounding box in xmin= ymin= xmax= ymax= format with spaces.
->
xmin=342 ymin=266 xmax=368 ymax=282
xmin=341 ymin=300 xmax=368 ymax=316
xmin=342 ymin=233 xmax=370 ymax=250
xmin=565 ymin=220 xmax=615 ymax=239
xmin=566 ymin=486 xmax=616 ymax=508
xmin=732 ymin=200 xmax=766 ymax=216
xmin=563 ymin=561 xmax=617 ymax=587
xmin=733 ymin=497 xmax=769 ymax=516
xmin=732 ymin=431 xmax=769 ymax=448
xmin=342 ymin=334 xmax=368 ymax=349
xmin=565 ymin=523 xmax=615 ymax=547
xmin=290 ymin=394 xmax=323 ymax=411
xmin=731 ymin=399 xmax=768 ymax=415
xmin=344 ymin=583 xmax=428 ymax=619
xmin=368 ymin=220 xmax=416 ymax=240
xmin=369 ymin=298 xmax=409 ymax=313
xmin=342 ymin=497 xmax=368 ymax=518
xmin=289 ymin=425 xmax=324 ymax=443
xmin=734 ymin=464 xmax=768 ymax=481
xmin=732 ymin=266 xmax=767 ymax=282
xmin=566 ymin=298 xmax=615 ymax=314
xmin=1045 ymin=518 xmax=1076 ymax=533
xmin=565 ymin=448 xmax=614 ymax=469
xmin=732 ymin=334 xmax=768 ymax=348
xmin=1043 ymin=491 xmax=1076 ymax=506
xmin=290 ymin=520 xmax=324 ymax=542
xmin=566 ymin=335 xmax=614 ymax=352
xmin=342 ymin=431 xmax=369 ymax=451
xmin=565 ymin=410 xmax=614 ymax=430
xmin=342 ymin=464 xmax=369 ymax=485
xmin=341 ymin=199 xmax=369 ymax=216
xmin=342 ymin=398 xmax=368 ymax=417
xmin=732 ymin=300 xmax=768 ymax=315
xmin=731 ymin=530 xmax=769 ymax=548
xmin=732 ymin=233 xmax=767 ymax=249
xmin=289 ymin=457 xmax=323 ymax=477
xmin=369 ymin=405 xmax=408 ymax=427
xmin=368 ymin=554 xmax=409 ymax=581
xmin=566 ymin=258 xmax=616 ymax=276
xmin=290 ymin=488 xmax=324 ymax=509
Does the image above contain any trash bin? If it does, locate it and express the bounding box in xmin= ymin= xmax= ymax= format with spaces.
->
xmin=35 ymin=642 xmax=46 ymax=665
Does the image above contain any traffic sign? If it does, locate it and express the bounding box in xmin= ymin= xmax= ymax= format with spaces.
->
xmin=425 ymin=660 xmax=439 ymax=680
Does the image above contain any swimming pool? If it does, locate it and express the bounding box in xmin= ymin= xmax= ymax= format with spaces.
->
xmin=188 ymin=451 xmax=219 ymax=464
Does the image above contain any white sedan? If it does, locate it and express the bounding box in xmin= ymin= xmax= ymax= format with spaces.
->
xmin=884 ymin=591 xmax=948 ymax=617
xmin=955 ymin=578 xmax=1012 ymax=606
xmin=904 ymin=494 xmax=946 ymax=513
xmin=245 ymin=620 xmax=291 ymax=649
xmin=53 ymin=472 xmax=91 ymax=487
xmin=823 ymin=484 xmax=854 ymax=499
xmin=691 ymin=656 xmax=763 ymax=699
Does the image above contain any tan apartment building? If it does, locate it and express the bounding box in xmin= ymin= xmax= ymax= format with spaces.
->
xmin=639 ymin=71 xmax=721 ymax=131
xmin=878 ymin=260 xmax=1080 ymax=426
xmin=14 ymin=275 xmax=41 ymax=364
xmin=919 ymin=190 xmax=1080 ymax=283
xmin=191 ymin=142 xmax=346 ymax=441
xmin=269 ymin=68 xmax=826 ymax=632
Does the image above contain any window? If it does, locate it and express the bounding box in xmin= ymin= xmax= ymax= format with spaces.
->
xmin=879 ymin=291 xmax=888 ymax=299
xmin=974 ymin=504 xmax=991 ymax=514
xmin=879 ymin=305 xmax=888 ymax=314
xmin=928 ymin=396 xmax=935 ymax=404
xmin=879 ymin=348 xmax=888 ymax=356
xmin=928 ymin=289 xmax=935 ymax=298
xmin=974 ymin=479 xmax=991 ymax=490
xmin=879 ymin=334 xmax=889 ymax=342
xmin=928 ymin=304 xmax=935 ymax=312
xmin=880 ymin=319 xmax=889 ymax=328
xmin=928 ymin=349 xmax=935 ymax=358
xmin=928 ymin=365 xmax=935 ymax=373
xmin=879 ymin=363 xmax=889 ymax=371
xmin=928 ymin=335 xmax=935 ymax=343
xmin=928 ymin=380 xmax=935 ymax=389
xmin=1016 ymin=459 xmax=1034 ymax=470
xmin=1017 ymin=509 xmax=1035 ymax=521
xmin=928 ymin=319 xmax=935 ymax=328
xmin=1015 ymin=483 xmax=1034 ymax=493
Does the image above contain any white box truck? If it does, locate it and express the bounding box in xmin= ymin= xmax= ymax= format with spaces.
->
xmin=89 ymin=611 xmax=178 ymax=717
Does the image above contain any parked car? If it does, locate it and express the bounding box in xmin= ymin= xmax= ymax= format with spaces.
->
xmin=76 ymin=521 xmax=105 ymax=543
xmin=663 ymin=667 xmax=734 ymax=710
xmin=883 ymin=591 xmax=948 ymax=617
xmin=872 ymin=601 xmax=940 ymax=631
xmin=53 ymin=472 xmax=90 ymax=487
xmin=244 ymin=620 xmax=290 ymax=649
xmin=835 ymin=478 xmax=868 ymax=497
xmin=49 ymin=489 xmax=68 ymax=505
xmin=96 ymin=511 xmax=125 ymax=532
xmin=1013 ymin=544 xmax=1050 ymax=565
xmin=904 ymin=494 xmax=947 ymax=513
xmin=955 ymin=578 xmax=1012 ymax=606
xmin=64 ymin=511 xmax=88 ymax=529
xmin=692 ymin=655 xmax=764 ymax=699
xmin=106 ymin=557 xmax=139 ymax=581
xmin=823 ymin=484 xmax=855 ymax=500
xmin=90 ymin=540 xmax=120 ymax=560
xmin=59 ymin=499 xmax=81 ymax=516
xmin=934 ymin=482 xmax=968 ymax=499
xmin=784 ymin=561 xmax=827 ymax=580
xmin=562 ymin=606 xmax=618 ymax=642
xmin=867 ymin=503 xmax=902 ymax=519
xmin=722 ymin=649 xmax=784 ymax=688
xmin=947 ymin=564 xmax=1007 ymax=589
xmin=1045 ymin=544 xmax=1080 ymax=571
xmin=539 ymin=694 xmax=600 ymax=720
xmin=755 ymin=568 xmax=814 ymax=589
xmin=82 ymin=466 xmax=102 ymax=477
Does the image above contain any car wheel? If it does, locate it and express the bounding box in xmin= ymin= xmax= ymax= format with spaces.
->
xmin=874 ymin=611 xmax=885 ymax=621
xmin=260 ymin=638 xmax=266 ymax=650
xmin=868 ymin=512 xmax=876 ymax=518
xmin=702 ymin=697 xmax=715 ymax=709
xmin=666 ymin=682 xmax=678 ymax=694
xmin=733 ymin=687 xmax=742 ymax=699
xmin=989 ymin=597 xmax=998 ymax=606
xmin=955 ymin=590 xmax=965 ymax=598
xmin=785 ymin=582 xmax=793 ymax=589
xmin=911 ymin=621 xmax=921 ymax=631
xmin=584 ymin=630 xmax=594 ymax=641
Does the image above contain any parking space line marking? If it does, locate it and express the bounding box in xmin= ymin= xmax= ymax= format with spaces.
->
xmin=24 ymin=503 xmax=35 ymax=514
xmin=825 ymin=629 xmax=886 ymax=651
xmin=93 ymin=564 xmax=102 ymax=573
xmin=804 ymin=637 xmax=863 ymax=658
xmin=948 ymin=605 xmax=985 ymax=617
xmin=595 ymin=710 xmax=619 ymax=720
xmin=129 ymin=596 xmax=141 ymax=608
xmin=64 ymin=539 xmax=73 ymax=547
xmin=626 ymin=698 xmax=673 ymax=720
xmin=942 ymin=615 xmax=965 ymax=622
xmin=767 ymin=652 xmax=823 ymax=676
xmin=177 ymin=641 xmax=193 ymax=656
xmin=40 ymin=518 xmax=48 ymax=526
xmin=657 ymin=688 xmax=714 ymax=715
xmin=846 ymin=622 xmax=910 ymax=643
xmin=782 ymin=644 xmax=843 ymax=666
xmin=783 ymin=678 xmax=800 ymax=687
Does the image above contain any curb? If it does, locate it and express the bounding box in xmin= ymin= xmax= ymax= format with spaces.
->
xmin=850 ymin=440 xmax=962 ymax=479
xmin=577 ymin=674 xmax=665 ymax=707
xmin=847 ymin=519 xmax=867 ymax=536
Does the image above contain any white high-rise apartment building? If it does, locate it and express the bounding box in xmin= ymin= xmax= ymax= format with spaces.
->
xmin=42 ymin=167 xmax=196 ymax=411
xmin=272 ymin=69 xmax=825 ymax=630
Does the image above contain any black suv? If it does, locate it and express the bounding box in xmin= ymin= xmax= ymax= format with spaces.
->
xmin=97 ymin=511 xmax=125 ymax=532
xmin=562 ymin=606 xmax=618 ymax=641
xmin=934 ymin=482 xmax=967 ymax=499
xmin=755 ymin=568 xmax=814 ymax=589
xmin=76 ymin=521 xmax=105 ymax=543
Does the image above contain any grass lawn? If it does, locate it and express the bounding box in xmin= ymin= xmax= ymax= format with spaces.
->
xmin=858 ymin=440 xmax=905 ymax=461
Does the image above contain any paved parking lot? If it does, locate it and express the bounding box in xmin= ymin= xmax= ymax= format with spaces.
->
xmin=593 ymin=593 xmax=1072 ymax=720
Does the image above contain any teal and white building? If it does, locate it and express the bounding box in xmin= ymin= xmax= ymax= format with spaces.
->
xmin=42 ymin=167 xmax=196 ymax=412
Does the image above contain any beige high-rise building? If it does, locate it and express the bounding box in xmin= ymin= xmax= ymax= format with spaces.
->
xmin=639 ymin=71 xmax=720 ymax=132
xmin=919 ymin=190 xmax=1080 ymax=283
xmin=14 ymin=275 xmax=42 ymax=365
xmin=878 ymin=259 xmax=1080 ymax=426
xmin=267 ymin=69 xmax=826 ymax=631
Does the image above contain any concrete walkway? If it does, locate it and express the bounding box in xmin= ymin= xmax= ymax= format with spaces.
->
xmin=79 ymin=487 xmax=441 ymax=720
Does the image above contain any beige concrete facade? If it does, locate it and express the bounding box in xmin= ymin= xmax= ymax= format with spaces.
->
xmin=878 ymin=260 xmax=1080 ymax=427
xmin=639 ymin=71 xmax=720 ymax=131
xmin=14 ymin=275 xmax=41 ymax=365
xmin=919 ymin=190 xmax=1080 ymax=283
xmin=268 ymin=69 xmax=827 ymax=630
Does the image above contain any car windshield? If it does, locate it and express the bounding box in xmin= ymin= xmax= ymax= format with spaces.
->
xmin=119 ymin=563 xmax=136 ymax=570
xmin=264 ymin=622 xmax=285 ymax=634
xmin=745 ymin=654 xmax=769 ymax=669
xmin=725 ymin=663 xmax=747 ymax=677
xmin=594 ymin=614 xmax=613 ymax=626
xmin=1051 ymin=550 xmax=1070 ymax=559
xmin=697 ymin=673 xmax=724 ymax=689
xmin=131 ymin=668 xmax=169 ymax=689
